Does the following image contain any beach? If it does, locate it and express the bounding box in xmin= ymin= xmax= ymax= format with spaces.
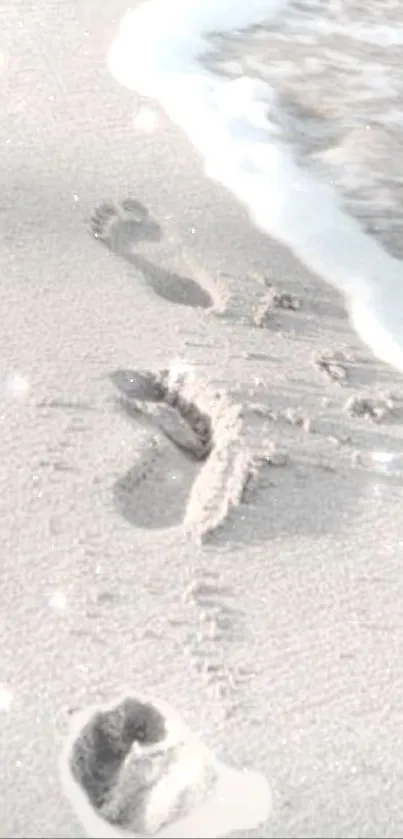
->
xmin=2 ymin=0 xmax=403 ymax=836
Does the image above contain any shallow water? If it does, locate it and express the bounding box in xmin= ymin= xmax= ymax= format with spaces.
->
xmin=109 ymin=0 xmax=403 ymax=376
xmin=207 ymin=0 xmax=403 ymax=260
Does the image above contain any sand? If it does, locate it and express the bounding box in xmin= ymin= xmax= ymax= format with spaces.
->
xmin=2 ymin=1 xmax=403 ymax=837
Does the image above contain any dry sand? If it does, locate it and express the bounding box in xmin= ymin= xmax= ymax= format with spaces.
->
xmin=2 ymin=1 xmax=403 ymax=837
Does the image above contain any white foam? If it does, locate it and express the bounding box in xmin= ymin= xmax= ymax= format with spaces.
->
xmin=108 ymin=1 xmax=403 ymax=375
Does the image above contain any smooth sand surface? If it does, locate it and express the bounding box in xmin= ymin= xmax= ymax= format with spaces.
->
xmin=2 ymin=2 xmax=403 ymax=837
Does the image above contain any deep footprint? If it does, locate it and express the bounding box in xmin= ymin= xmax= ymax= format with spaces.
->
xmin=68 ymin=697 xmax=167 ymax=823
xmin=109 ymin=367 xmax=266 ymax=541
xmin=60 ymin=693 xmax=271 ymax=837
xmin=91 ymin=200 xmax=212 ymax=309
xmin=110 ymin=368 xmax=212 ymax=530
xmin=110 ymin=369 xmax=212 ymax=461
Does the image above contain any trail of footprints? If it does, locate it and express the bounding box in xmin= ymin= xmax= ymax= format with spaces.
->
xmin=89 ymin=197 xmax=312 ymax=541
xmin=56 ymin=198 xmax=280 ymax=837
xmin=58 ymin=197 xmax=403 ymax=837
xmin=95 ymin=198 xmax=402 ymax=542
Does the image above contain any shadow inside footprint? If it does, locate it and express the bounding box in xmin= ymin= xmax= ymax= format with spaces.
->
xmin=91 ymin=199 xmax=162 ymax=250
xmin=113 ymin=443 xmax=200 ymax=529
xmin=111 ymin=368 xmax=212 ymax=462
xmin=91 ymin=200 xmax=213 ymax=309
xmin=127 ymin=253 xmax=213 ymax=309
xmin=69 ymin=697 xmax=166 ymax=818
xmin=110 ymin=368 xmax=212 ymax=530
xmin=62 ymin=694 xmax=271 ymax=837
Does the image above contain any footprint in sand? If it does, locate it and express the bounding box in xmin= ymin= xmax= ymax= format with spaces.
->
xmin=110 ymin=367 xmax=211 ymax=532
xmin=91 ymin=200 xmax=213 ymax=309
xmin=109 ymin=366 xmax=267 ymax=541
xmin=59 ymin=692 xmax=271 ymax=838
xmin=91 ymin=199 xmax=162 ymax=247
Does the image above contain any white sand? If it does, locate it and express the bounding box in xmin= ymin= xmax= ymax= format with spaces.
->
xmin=2 ymin=1 xmax=403 ymax=837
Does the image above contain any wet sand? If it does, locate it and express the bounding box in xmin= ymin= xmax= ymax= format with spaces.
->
xmin=2 ymin=1 xmax=403 ymax=837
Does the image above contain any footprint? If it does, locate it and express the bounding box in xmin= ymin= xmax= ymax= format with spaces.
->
xmin=91 ymin=200 xmax=162 ymax=249
xmin=110 ymin=368 xmax=212 ymax=530
xmin=59 ymin=692 xmax=271 ymax=838
xmin=91 ymin=201 xmax=212 ymax=309
xmin=110 ymin=367 xmax=266 ymax=540
xmin=110 ymin=369 xmax=212 ymax=462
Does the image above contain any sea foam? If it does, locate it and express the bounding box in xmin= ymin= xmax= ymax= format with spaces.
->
xmin=108 ymin=0 xmax=403 ymax=375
